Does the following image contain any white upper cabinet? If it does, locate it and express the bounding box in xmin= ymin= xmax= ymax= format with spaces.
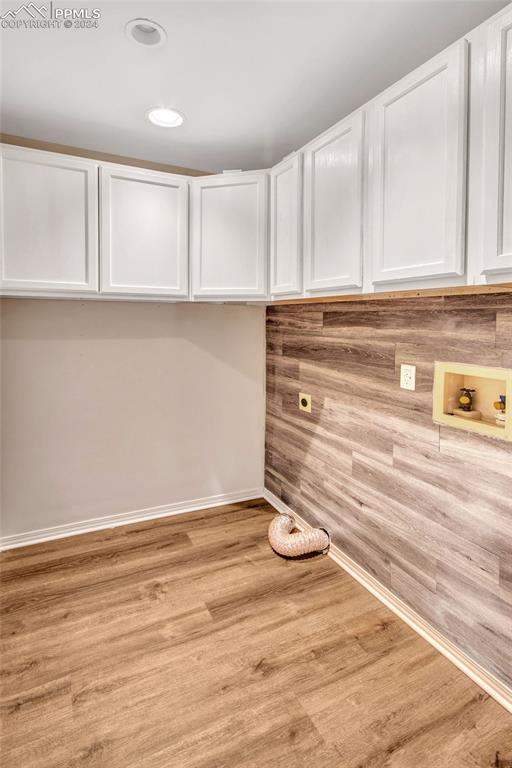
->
xmin=191 ymin=171 xmax=268 ymax=299
xmin=0 ymin=145 xmax=98 ymax=293
xmin=303 ymin=111 xmax=364 ymax=293
xmin=270 ymin=153 xmax=302 ymax=296
xmin=100 ymin=165 xmax=189 ymax=297
xmin=369 ymin=41 xmax=468 ymax=285
xmin=3 ymin=9 xmax=509 ymax=304
xmin=481 ymin=6 xmax=512 ymax=275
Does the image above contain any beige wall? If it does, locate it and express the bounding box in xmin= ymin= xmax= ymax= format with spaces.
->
xmin=0 ymin=299 xmax=265 ymax=538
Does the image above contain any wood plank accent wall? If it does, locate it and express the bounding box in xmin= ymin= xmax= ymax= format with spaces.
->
xmin=265 ymin=293 xmax=512 ymax=690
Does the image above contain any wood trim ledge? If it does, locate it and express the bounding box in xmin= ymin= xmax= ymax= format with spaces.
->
xmin=0 ymin=133 xmax=208 ymax=177
xmin=272 ymin=283 xmax=512 ymax=305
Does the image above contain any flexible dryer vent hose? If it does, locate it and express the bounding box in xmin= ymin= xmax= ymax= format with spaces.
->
xmin=268 ymin=514 xmax=330 ymax=557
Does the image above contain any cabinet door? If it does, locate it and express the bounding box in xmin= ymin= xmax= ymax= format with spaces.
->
xmin=0 ymin=145 xmax=98 ymax=293
xmin=100 ymin=166 xmax=189 ymax=297
xmin=191 ymin=172 xmax=268 ymax=299
xmin=482 ymin=7 xmax=512 ymax=275
xmin=270 ymin=153 xmax=302 ymax=296
xmin=370 ymin=41 xmax=468 ymax=284
xmin=303 ymin=111 xmax=364 ymax=293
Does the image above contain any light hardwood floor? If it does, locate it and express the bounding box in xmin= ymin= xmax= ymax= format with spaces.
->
xmin=1 ymin=499 xmax=511 ymax=768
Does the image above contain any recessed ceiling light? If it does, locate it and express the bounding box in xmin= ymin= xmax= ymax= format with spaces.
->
xmin=146 ymin=107 xmax=184 ymax=128
xmin=125 ymin=18 xmax=167 ymax=48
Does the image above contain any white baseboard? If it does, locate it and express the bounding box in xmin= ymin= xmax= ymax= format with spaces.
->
xmin=263 ymin=488 xmax=512 ymax=715
xmin=0 ymin=488 xmax=264 ymax=551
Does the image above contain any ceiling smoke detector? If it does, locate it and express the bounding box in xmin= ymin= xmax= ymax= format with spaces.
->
xmin=125 ymin=18 xmax=167 ymax=48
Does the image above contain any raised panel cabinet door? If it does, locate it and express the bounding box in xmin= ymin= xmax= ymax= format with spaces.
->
xmin=270 ymin=153 xmax=302 ymax=296
xmin=303 ymin=110 xmax=364 ymax=293
xmin=370 ymin=40 xmax=468 ymax=284
xmin=100 ymin=166 xmax=189 ymax=297
xmin=0 ymin=145 xmax=98 ymax=293
xmin=191 ymin=171 xmax=268 ymax=299
xmin=482 ymin=7 xmax=512 ymax=275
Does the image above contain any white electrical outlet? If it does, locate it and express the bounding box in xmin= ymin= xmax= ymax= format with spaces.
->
xmin=400 ymin=364 xmax=416 ymax=391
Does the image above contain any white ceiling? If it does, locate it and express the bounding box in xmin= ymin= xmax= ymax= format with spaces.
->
xmin=0 ymin=0 xmax=507 ymax=172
